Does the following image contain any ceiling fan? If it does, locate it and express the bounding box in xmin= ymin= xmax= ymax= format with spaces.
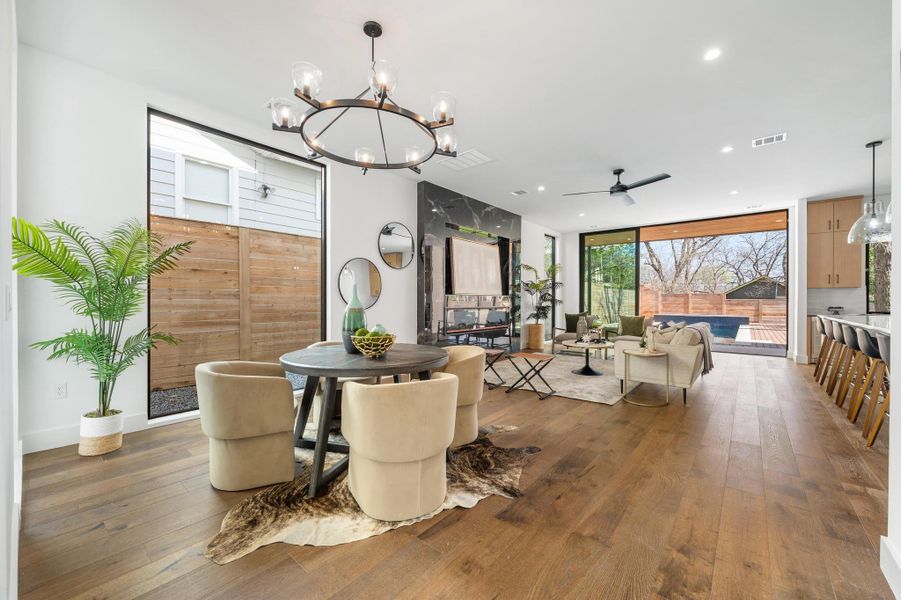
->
xmin=563 ymin=168 xmax=671 ymax=206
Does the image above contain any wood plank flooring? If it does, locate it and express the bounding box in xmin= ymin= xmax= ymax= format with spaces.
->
xmin=19 ymin=353 xmax=893 ymax=599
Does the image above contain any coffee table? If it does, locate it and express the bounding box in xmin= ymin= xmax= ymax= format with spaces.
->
xmin=562 ymin=340 xmax=613 ymax=376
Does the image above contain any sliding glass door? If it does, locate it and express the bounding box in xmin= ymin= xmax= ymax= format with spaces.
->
xmin=580 ymin=229 xmax=638 ymax=325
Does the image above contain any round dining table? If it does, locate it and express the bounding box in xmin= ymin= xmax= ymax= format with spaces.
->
xmin=280 ymin=343 xmax=448 ymax=498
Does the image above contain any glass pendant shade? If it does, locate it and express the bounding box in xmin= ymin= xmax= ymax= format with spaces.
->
xmin=354 ymin=147 xmax=376 ymax=165
xmin=436 ymin=126 xmax=457 ymax=153
xmin=368 ymin=59 xmax=399 ymax=97
xmin=430 ymin=92 xmax=456 ymax=123
xmin=292 ymin=61 xmax=323 ymax=99
xmin=848 ymin=200 xmax=891 ymax=244
xmin=267 ymin=98 xmax=299 ymax=128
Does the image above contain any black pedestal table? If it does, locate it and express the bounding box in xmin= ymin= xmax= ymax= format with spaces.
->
xmin=280 ymin=343 xmax=448 ymax=498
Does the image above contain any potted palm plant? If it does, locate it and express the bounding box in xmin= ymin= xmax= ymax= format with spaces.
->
xmin=520 ymin=263 xmax=562 ymax=351
xmin=11 ymin=217 xmax=192 ymax=456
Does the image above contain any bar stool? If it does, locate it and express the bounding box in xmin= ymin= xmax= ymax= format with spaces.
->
xmin=864 ymin=333 xmax=891 ymax=446
xmin=825 ymin=320 xmax=849 ymax=395
xmin=813 ymin=316 xmax=834 ymax=380
xmin=818 ymin=318 xmax=840 ymax=387
xmin=835 ymin=323 xmax=865 ymax=408
xmin=848 ymin=327 xmax=885 ymax=425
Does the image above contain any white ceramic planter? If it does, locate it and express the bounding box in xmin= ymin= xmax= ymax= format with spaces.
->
xmin=79 ymin=410 xmax=124 ymax=456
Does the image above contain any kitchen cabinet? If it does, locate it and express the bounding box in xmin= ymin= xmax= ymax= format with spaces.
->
xmin=807 ymin=197 xmax=863 ymax=288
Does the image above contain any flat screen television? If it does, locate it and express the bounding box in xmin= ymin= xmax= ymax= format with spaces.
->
xmin=449 ymin=237 xmax=502 ymax=295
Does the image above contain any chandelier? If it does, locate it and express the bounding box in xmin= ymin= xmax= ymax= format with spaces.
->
xmin=848 ymin=140 xmax=891 ymax=244
xmin=266 ymin=21 xmax=457 ymax=174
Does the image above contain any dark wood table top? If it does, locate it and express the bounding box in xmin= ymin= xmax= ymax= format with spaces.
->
xmin=280 ymin=343 xmax=448 ymax=378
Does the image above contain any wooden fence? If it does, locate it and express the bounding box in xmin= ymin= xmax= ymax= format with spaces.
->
xmin=639 ymin=285 xmax=786 ymax=324
xmin=150 ymin=215 xmax=321 ymax=390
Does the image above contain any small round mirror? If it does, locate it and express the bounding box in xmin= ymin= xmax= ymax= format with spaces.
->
xmin=378 ymin=222 xmax=415 ymax=269
xmin=338 ymin=258 xmax=381 ymax=308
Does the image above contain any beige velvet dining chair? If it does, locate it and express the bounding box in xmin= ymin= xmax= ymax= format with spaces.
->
xmin=195 ymin=361 xmax=296 ymax=491
xmin=435 ymin=345 xmax=486 ymax=447
xmin=340 ymin=372 xmax=458 ymax=521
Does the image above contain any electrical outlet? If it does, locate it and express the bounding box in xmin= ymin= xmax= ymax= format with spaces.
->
xmin=54 ymin=382 xmax=67 ymax=400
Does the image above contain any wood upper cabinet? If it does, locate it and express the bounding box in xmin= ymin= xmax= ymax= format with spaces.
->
xmin=806 ymin=197 xmax=863 ymax=288
xmin=807 ymin=232 xmax=835 ymax=288
xmin=832 ymin=197 xmax=862 ymax=232
xmin=832 ymin=231 xmax=862 ymax=288
xmin=807 ymin=201 xmax=836 ymax=233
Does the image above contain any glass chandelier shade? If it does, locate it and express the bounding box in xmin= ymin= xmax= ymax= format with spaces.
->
xmin=430 ymin=92 xmax=456 ymax=123
xmin=266 ymin=98 xmax=300 ymax=128
xmin=354 ymin=147 xmax=376 ymax=165
xmin=848 ymin=200 xmax=891 ymax=244
xmin=368 ymin=59 xmax=399 ymax=97
xmin=292 ymin=62 xmax=323 ymax=99
xmin=436 ymin=126 xmax=458 ymax=153
xmin=405 ymin=146 xmax=423 ymax=163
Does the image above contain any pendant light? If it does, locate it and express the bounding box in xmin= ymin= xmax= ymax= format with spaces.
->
xmin=848 ymin=140 xmax=891 ymax=244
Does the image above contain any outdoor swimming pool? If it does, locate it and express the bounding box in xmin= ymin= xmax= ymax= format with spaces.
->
xmin=654 ymin=314 xmax=750 ymax=340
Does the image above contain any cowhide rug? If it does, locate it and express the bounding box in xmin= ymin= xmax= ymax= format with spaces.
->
xmin=205 ymin=425 xmax=540 ymax=564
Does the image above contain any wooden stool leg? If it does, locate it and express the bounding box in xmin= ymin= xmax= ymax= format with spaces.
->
xmin=836 ymin=351 xmax=862 ymax=408
xmin=861 ymin=361 xmax=887 ymax=436
xmin=826 ymin=345 xmax=848 ymax=396
xmin=849 ymin=358 xmax=877 ymax=422
xmin=819 ymin=341 xmax=839 ymax=386
xmin=815 ymin=336 xmax=833 ymax=379
xmin=866 ymin=389 xmax=890 ymax=447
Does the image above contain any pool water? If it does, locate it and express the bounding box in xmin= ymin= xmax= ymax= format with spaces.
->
xmin=654 ymin=314 xmax=749 ymax=340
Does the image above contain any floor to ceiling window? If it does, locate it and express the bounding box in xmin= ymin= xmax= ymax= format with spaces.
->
xmin=580 ymin=212 xmax=788 ymax=356
xmin=580 ymin=229 xmax=638 ymax=324
xmin=147 ymin=111 xmax=325 ymax=418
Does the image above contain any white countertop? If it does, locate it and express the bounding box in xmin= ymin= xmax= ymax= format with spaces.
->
xmin=818 ymin=314 xmax=890 ymax=336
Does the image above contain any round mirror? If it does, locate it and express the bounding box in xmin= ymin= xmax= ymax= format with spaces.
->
xmin=378 ymin=222 xmax=415 ymax=269
xmin=338 ymin=258 xmax=382 ymax=308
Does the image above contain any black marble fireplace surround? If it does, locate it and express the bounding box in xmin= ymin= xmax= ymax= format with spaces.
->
xmin=417 ymin=181 xmax=522 ymax=346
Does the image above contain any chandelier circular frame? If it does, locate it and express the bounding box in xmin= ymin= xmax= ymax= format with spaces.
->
xmin=271 ymin=21 xmax=456 ymax=173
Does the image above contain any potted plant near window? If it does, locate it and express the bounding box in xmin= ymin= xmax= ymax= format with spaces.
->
xmin=520 ymin=263 xmax=562 ymax=351
xmin=11 ymin=218 xmax=192 ymax=456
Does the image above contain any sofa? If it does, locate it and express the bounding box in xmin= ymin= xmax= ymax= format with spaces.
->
xmin=613 ymin=323 xmax=708 ymax=403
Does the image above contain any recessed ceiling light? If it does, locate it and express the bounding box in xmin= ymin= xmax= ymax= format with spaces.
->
xmin=537 ymin=185 xmax=545 ymax=192
xmin=496 ymin=225 xmax=501 ymax=228
xmin=729 ymin=190 xmax=739 ymax=195
xmin=721 ymin=145 xmax=734 ymax=153
xmin=579 ymin=212 xmax=585 ymax=217
xmin=704 ymin=48 xmax=722 ymax=61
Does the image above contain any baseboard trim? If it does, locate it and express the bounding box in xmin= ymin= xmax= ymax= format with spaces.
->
xmin=881 ymin=536 xmax=901 ymax=597
xmin=22 ymin=411 xmax=147 ymax=454
xmin=792 ymin=353 xmax=809 ymax=364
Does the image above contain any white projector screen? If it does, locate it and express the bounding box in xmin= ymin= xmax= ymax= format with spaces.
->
xmin=450 ymin=237 xmax=502 ymax=294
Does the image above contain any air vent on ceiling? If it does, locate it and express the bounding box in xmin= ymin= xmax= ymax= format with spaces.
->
xmin=438 ymin=149 xmax=493 ymax=171
xmin=751 ymin=132 xmax=787 ymax=148
xmin=510 ymin=190 xmax=528 ymax=196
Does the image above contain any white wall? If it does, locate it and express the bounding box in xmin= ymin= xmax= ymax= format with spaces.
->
xmin=882 ymin=0 xmax=901 ymax=593
xmin=326 ymin=163 xmax=417 ymax=343
xmin=1 ymin=0 xmax=18 ymax=596
xmin=16 ymin=44 xmax=417 ymax=453
xmin=561 ymin=231 xmax=581 ymax=315
xmin=520 ymin=219 xmax=563 ymax=332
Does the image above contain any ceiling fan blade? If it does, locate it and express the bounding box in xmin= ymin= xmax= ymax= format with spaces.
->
xmin=562 ymin=190 xmax=610 ymax=197
xmin=624 ymin=173 xmax=671 ymax=190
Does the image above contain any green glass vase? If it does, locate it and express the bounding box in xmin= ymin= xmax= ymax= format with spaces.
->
xmin=342 ymin=283 xmax=367 ymax=353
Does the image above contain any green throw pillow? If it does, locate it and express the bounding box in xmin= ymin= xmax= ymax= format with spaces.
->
xmin=620 ymin=315 xmax=646 ymax=337
xmin=564 ymin=312 xmax=588 ymax=333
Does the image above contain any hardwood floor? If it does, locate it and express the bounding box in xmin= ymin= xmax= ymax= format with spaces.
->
xmin=19 ymin=353 xmax=893 ymax=599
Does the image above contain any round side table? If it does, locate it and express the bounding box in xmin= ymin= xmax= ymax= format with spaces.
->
xmin=562 ymin=340 xmax=613 ymax=376
xmin=622 ymin=349 xmax=670 ymax=407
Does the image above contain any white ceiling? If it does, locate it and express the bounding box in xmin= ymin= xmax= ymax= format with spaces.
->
xmin=17 ymin=0 xmax=892 ymax=233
